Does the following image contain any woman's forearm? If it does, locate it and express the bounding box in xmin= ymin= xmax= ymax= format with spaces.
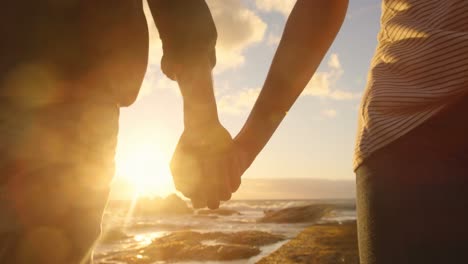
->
xmin=235 ymin=0 xmax=348 ymax=162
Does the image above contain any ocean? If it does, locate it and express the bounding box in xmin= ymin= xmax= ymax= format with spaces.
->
xmin=95 ymin=199 xmax=356 ymax=264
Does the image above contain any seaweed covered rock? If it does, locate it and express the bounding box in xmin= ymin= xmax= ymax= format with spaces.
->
xmin=97 ymin=230 xmax=285 ymax=263
xmin=259 ymin=204 xmax=333 ymax=223
xmin=258 ymin=221 xmax=359 ymax=264
xmin=157 ymin=230 xmax=284 ymax=247
xmin=220 ymin=230 xmax=285 ymax=246
xmin=107 ymin=243 xmax=260 ymax=263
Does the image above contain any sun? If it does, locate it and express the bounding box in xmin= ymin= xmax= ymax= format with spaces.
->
xmin=115 ymin=142 xmax=175 ymax=197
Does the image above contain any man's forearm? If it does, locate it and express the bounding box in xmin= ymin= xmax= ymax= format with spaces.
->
xmin=147 ymin=0 xmax=217 ymax=80
xmin=235 ymin=0 xmax=348 ymax=162
xmin=147 ymin=0 xmax=219 ymax=129
xmin=177 ymin=61 xmax=219 ymax=129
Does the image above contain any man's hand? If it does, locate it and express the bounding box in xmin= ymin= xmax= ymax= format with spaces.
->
xmin=170 ymin=122 xmax=241 ymax=209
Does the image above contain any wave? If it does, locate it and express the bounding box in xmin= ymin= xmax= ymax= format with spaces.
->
xmin=221 ymin=199 xmax=355 ymax=213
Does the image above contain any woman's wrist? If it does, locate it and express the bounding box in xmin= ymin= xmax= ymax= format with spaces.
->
xmin=233 ymin=134 xmax=259 ymax=170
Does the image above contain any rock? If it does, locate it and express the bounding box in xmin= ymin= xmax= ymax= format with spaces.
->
xmin=99 ymin=228 xmax=129 ymax=243
xmin=258 ymin=204 xmax=333 ymax=223
xmin=156 ymin=230 xmax=284 ymax=247
xmin=220 ymin=231 xmax=285 ymax=246
xmin=197 ymin=208 xmax=241 ymax=216
xmin=98 ymin=230 xmax=285 ymax=263
xmin=257 ymin=221 xmax=358 ymax=264
xmin=133 ymin=194 xmax=193 ymax=216
xmin=165 ymin=194 xmax=190 ymax=212
xmin=107 ymin=243 xmax=260 ymax=263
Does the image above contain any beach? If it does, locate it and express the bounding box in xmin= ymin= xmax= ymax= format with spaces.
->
xmin=95 ymin=196 xmax=357 ymax=263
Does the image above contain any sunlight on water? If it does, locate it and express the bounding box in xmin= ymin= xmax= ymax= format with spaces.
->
xmin=133 ymin=234 xmax=153 ymax=247
xmin=134 ymin=232 xmax=168 ymax=247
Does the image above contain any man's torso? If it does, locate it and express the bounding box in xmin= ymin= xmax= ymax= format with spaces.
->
xmin=0 ymin=0 xmax=149 ymax=107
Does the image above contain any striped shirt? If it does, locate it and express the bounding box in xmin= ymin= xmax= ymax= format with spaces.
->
xmin=354 ymin=0 xmax=468 ymax=169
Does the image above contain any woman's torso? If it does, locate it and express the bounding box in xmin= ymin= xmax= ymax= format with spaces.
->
xmin=355 ymin=0 xmax=468 ymax=169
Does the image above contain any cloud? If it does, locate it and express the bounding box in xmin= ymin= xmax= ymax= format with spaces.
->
xmin=321 ymin=109 xmax=338 ymax=118
xmin=328 ymin=53 xmax=341 ymax=69
xmin=303 ymin=53 xmax=360 ymax=100
xmin=206 ymin=0 xmax=267 ymax=72
xmin=266 ymin=32 xmax=281 ymax=47
xmin=255 ymin=0 xmax=295 ymax=16
xmin=217 ymin=53 xmax=359 ymax=115
xmin=138 ymin=73 xmax=178 ymax=100
xmin=218 ymin=87 xmax=260 ymax=115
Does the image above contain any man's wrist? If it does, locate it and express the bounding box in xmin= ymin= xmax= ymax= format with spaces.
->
xmin=183 ymin=104 xmax=220 ymax=130
xmin=177 ymin=58 xmax=219 ymax=130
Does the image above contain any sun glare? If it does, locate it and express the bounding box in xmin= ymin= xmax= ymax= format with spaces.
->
xmin=115 ymin=143 xmax=174 ymax=197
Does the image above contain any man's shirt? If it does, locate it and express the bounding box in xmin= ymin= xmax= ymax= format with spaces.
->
xmin=355 ymin=0 xmax=468 ymax=169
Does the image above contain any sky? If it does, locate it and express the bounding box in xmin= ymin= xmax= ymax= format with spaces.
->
xmin=111 ymin=0 xmax=383 ymax=199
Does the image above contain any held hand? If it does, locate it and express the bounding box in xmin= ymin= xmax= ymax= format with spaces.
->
xmin=170 ymin=122 xmax=239 ymax=209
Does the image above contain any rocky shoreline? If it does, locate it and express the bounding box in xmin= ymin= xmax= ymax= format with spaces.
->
xmin=96 ymin=230 xmax=286 ymax=263
xmin=97 ymin=221 xmax=359 ymax=264
xmin=98 ymin=196 xmax=357 ymax=263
